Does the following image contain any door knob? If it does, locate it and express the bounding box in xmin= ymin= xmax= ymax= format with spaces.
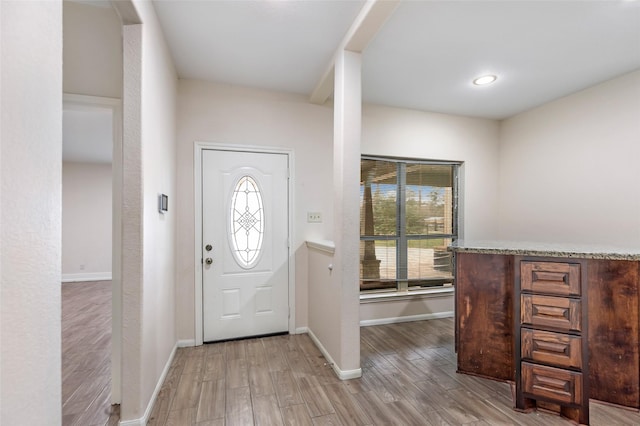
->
xmin=205 ymin=258 xmax=213 ymax=265
xmin=205 ymin=244 xmax=212 ymax=251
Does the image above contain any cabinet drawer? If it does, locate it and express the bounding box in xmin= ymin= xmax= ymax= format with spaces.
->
xmin=521 ymin=261 xmax=581 ymax=296
xmin=522 ymin=362 xmax=583 ymax=405
xmin=521 ymin=329 xmax=582 ymax=369
xmin=521 ymin=294 xmax=581 ymax=332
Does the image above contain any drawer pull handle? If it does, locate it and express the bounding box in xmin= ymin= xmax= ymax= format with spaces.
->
xmin=535 ymin=375 xmax=570 ymax=391
xmin=532 ymin=271 xmax=569 ymax=284
xmin=535 ymin=306 xmax=568 ymax=318
xmin=535 ymin=341 xmax=568 ymax=354
xmin=533 ymin=385 xmax=572 ymax=399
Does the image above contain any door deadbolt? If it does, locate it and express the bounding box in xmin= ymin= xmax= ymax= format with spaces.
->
xmin=205 ymin=258 xmax=213 ymax=265
xmin=205 ymin=244 xmax=212 ymax=251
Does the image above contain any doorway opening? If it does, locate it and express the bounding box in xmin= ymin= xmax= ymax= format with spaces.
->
xmin=61 ymin=94 xmax=122 ymax=423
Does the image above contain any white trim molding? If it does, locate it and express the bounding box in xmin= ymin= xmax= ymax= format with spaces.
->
xmin=118 ymin=343 xmax=178 ymax=426
xmin=307 ymin=328 xmax=362 ymax=380
xmin=177 ymin=339 xmax=196 ymax=348
xmin=62 ymin=272 xmax=112 ymax=283
xmin=360 ymin=311 xmax=454 ymax=327
xmin=63 ymin=92 xmax=121 ymax=108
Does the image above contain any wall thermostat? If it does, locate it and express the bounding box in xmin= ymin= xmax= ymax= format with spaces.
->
xmin=158 ymin=194 xmax=168 ymax=213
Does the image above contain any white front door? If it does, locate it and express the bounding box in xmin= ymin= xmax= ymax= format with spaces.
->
xmin=202 ymin=149 xmax=289 ymax=342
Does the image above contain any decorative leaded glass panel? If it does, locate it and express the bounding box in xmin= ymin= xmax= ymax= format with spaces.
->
xmin=229 ymin=175 xmax=264 ymax=268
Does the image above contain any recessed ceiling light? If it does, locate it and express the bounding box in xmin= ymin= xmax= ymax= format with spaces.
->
xmin=473 ymin=75 xmax=497 ymax=86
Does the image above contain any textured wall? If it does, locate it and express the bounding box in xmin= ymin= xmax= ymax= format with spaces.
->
xmin=1 ymin=1 xmax=63 ymax=423
xmin=121 ymin=21 xmax=145 ymax=421
xmin=119 ymin=0 xmax=178 ymax=422
xmin=330 ymin=50 xmax=362 ymax=373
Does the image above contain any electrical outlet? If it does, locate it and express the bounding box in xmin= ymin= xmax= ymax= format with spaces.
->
xmin=307 ymin=212 xmax=322 ymax=223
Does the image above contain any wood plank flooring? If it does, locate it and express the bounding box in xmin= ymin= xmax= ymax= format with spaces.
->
xmin=62 ymin=280 xmax=119 ymax=426
xmin=149 ymin=318 xmax=640 ymax=425
xmin=64 ymin=282 xmax=640 ymax=425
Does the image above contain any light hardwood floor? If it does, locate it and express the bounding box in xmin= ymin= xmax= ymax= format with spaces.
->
xmin=148 ymin=318 xmax=640 ymax=425
xmin=62 ymin=280 xmax=119 ymax=426
xmin=64 ymin=282 xmax=640 ymax=425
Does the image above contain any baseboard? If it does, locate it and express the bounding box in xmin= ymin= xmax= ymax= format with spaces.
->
xmin=118 ymin=342 xmax=177 ymax=426
xmin=294 ymin=327 xmax=309 ymax=334
xmin=306 ymin=328 xmax=362 ymax=380
xmin=177 ymin=339 xmax=196 ymax=348
xmin=359 ymin=310 xmax=454 ymax=327
xmin=62 ymin=272 xmax=112 ymax=283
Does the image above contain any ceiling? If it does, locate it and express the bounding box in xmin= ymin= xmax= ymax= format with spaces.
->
xmin=63 ymin=0 xmax=639 ymax=164
xmin=153 ymin=0 xmax=640 ymax=120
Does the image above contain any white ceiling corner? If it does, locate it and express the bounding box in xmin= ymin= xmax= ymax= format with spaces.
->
xmin=310 ymin=0 xmax=401 ymax=104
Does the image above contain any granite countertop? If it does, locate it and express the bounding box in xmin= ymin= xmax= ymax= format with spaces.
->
xmin=448 ymin=240 xmax=640 ymax=261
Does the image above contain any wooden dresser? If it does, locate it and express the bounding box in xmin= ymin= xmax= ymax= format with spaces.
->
xmin=451 ymin=241 xmax=640 ymax=424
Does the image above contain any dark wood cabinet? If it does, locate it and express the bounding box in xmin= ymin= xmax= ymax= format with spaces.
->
xmin=515 ymin=258 xmax=588 ymax=424
xmin=588 ymin=259 xmax=640 ymax=408
xmin=521 ymin=329 xmax=582 ymax=369
xmin=455 ymin=251 xmax=640 ymax=414
xmin=521 ymin=260 xmax=581 ymax=296
xmin=455 ymin=253 xmax=513 ymax=381
xmin=521 ymin=362 xmax=584 ymax=405
xmin=521 ymin=293 xmax=582 ymax=332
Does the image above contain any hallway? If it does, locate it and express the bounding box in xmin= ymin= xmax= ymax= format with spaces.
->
xmin=62 ymin=281 xmax=118 ymax=426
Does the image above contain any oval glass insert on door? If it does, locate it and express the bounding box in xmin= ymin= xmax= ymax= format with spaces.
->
xmin=229 ymin=175 xmax=264 ymax=269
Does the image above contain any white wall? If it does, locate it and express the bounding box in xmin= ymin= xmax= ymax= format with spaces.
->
xmin=63 ymin=0 xmax=122 ymax=98
xmin=175 ymin=79 xmax=502 ymax=340
xmin=307 ymin=244 xmax=341 ymax=363
xmin=118 ymin=1 xmax=178 ymax=422
xmin=1 ymin=1 xmax=63 ymax=423
xmin=359 ymin=293 xmax=454 ymax=325
xmin=175 ymin=80 xmax=335 ymax=340
xmin=357 ymin=104 xmax=500 ymax=324
xmin=498 ymin=70 xmax=640 ymax=248
xmin=62 ymin=162 xmax=112 ymax=281
xmin=362 ymin=104 xmax=501 ymax=241
xmin=139 ymin=0 xmax=177 ymax=419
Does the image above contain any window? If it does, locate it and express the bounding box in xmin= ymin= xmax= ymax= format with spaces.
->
xmin=360 ymin=156 xmax=459 ymax=293
xmin=229 ymin=175 xmax=264 ymax=269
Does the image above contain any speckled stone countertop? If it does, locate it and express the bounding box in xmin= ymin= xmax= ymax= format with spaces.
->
xmin=448 ymin=240 xmax=640 ymax=261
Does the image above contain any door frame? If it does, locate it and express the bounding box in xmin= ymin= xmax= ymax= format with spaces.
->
xmin=62 ymin=93 xmax=123 ymax=404
xmin=194 ymin=142 xmax=295 ymax=346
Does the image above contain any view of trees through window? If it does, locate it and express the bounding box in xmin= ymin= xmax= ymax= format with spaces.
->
xmin=360 ymin=157 xmax=458 ymax=292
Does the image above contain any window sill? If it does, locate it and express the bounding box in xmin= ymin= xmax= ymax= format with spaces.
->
xmin=359 ymin=286 xmax=454 ymax=304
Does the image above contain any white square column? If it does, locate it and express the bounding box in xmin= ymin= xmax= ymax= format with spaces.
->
xmin=332 ymin=49 xmax=362 ymax=375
